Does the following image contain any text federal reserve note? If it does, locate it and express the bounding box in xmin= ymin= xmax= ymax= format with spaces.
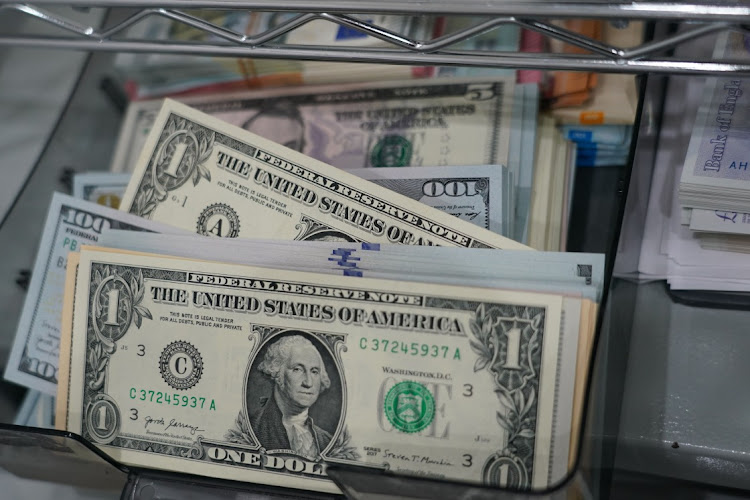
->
xmin=120 ymin=100 xmax=528 ymax=250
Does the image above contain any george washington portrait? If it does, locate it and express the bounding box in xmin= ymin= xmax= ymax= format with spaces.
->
xmin=248 ymin=333 xmax=342 ymax=460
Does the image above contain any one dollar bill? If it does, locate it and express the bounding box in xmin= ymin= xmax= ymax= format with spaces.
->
xmin=120 ymin=100 xmax=528 ymax=250
xmin=110 ymin=78 xmax=514 ymax=173
xmin=59 ymin=248 xmax=582 ymax=492
xmin=4 ymin=193 xmax=176 ymax=395
xmin=85 ymin=166 xmax=509 ymax=235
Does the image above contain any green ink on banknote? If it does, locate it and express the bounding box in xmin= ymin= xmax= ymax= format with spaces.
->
xmin=359 ymin=337 xmax=461 ymax=360
xmin=371 ymin=135 xmax=413 ymax=168
xmin=129 ymin=388 xmax=216 ymax=410
xmin=384 ymin=381 xmax=435 ymax=433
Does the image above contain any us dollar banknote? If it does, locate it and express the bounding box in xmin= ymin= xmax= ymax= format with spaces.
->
xmin=4 ymin=193 xmax=176 ymax=395
xmin=119 ymin=100 xmax=528 ymax=250
xmin=350 ymin=165 xmax=509 ymax=235
xmin=85 ymin=166 xmax=508 ymax=235
xmin=94 ymin=232 xmax=604 ymax=301
xmin=73 ymin=172 xmax=131 ymax=209
xmin=109 ymin=77 xmax=513 ymax=173
xmin=59 ymin=248 xmax=581 ymax=492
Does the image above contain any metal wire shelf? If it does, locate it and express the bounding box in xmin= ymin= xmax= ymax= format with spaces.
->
xmin=0 ymin=2 xmax=749 ymax=75
xmin=3 ymin=0 xmax=750 ymax=19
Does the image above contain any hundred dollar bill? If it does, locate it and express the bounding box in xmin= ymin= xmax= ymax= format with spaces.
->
xmin=59 ymin=248 xmax=582 ymax=492
xmin=73 ymin=172 xmax=130 ymax=209
xmin=120 ymin=100 xmax=528 ymax=250
xmin=109 ymin=77 xmax=514 ymax=173
xmin=3 ymin=193 xmax=176 ymax=395
xmin=349 ymin=165 xmax=509 ymax=235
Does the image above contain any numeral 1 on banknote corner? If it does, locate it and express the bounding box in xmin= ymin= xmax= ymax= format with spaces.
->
xmin=86 ymin=396 xmax=121 ymax=444
xmin=95 ymin=404 xmax=108 ymax=430
xmin=499 ymin=463 xmax=512 ymax=484
xmin=503 ymin=327 xmax=522 ymax=370
xmin=104 ymin=288 xmax=121 ymax=326
xmin=97 ymin=277 xmax=132 ymax=337
xmin=164 ymin=142 xmax=189 ymax=178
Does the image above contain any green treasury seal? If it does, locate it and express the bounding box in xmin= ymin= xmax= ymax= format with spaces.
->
xmin=384 ymin=381 xmax=435 ymax=433
xmin=370 ymin=135 xmax=412 ymax=168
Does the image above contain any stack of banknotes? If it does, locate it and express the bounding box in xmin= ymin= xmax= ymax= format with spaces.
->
xmin=679 ymin=32 xmax=750 ymax=255
xmin=528 ymin=116 xmax=578 ymax=252
xmin=4 ymin=95 xmax=602 ymax=493
xmin=98 ymin=76 xmax=583 ymax=250
xmin=549 ymin=22 xmax=642 ymax=128
xmin=546 ymin=21 xmax=638 ymax=170
xmin=625 ymin=32 xmax=750 ymax=291
xmin=108 ymin=77 xmax=549 ymax=246
xmin=561 ymin=124 xmax=632 ymax=168
xmin=115 ymin=12 xmax=440 ymax=100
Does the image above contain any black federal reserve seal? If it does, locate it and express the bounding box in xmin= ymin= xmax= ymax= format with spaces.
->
xmin=197 ymin=203 xmax=240 ymax=238
xmin=159 ymin=341 xmax=203 ymax=390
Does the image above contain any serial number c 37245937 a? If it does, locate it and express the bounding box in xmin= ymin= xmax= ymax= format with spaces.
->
xmin=358 ymin=337 xmax=461 ymax=360
xmin=129 ymin=388 xmax=217 ymax=411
